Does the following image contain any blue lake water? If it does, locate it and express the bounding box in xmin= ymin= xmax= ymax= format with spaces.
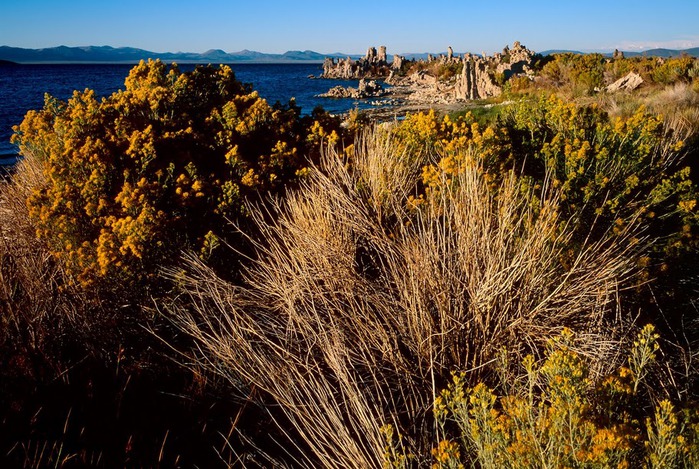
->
xmin=0 ymin=62 xmax=387 ymax=158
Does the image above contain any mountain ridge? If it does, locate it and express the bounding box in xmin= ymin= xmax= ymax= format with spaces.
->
xmin=0 ymin=45 xmax=361 ymax=64
xmin=1 ymin=45 xmax=697 ymax=64
xmin=539 ymin=47 xmax=699 ymax=58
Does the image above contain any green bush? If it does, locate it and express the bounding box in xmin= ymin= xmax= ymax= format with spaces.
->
xmin=651 ymin=56 xmax=696 ymax=85
xmin=540 ymin=53 xmax=605 ymax=94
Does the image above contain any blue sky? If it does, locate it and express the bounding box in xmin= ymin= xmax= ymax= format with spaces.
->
xmin=2 ymin=0 xmax=698 ymax=55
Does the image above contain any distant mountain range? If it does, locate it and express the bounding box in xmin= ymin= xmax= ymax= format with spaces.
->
xmin=540 ymin=48 xmax=699 ymax=58
xmin=1 ymin=45 xmax=697 ymax=65
xmin=0 ymin=45 xmax=362 ymax=64
xmin=399 ymin=48 xmax=699 ymax=60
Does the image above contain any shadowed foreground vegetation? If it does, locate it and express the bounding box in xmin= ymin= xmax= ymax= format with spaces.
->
xmin=1 ymin=55 xmax=699 ymax=467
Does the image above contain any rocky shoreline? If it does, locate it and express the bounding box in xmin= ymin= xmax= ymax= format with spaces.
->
xmin=318 ymin=41 xmax=538 ymax=108
xmin=318 ymin=78 xmax=387 ymax=99
xmin=316 ymin=41 xmax=648 ymax=122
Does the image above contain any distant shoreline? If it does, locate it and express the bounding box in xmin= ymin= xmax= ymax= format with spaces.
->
xmin=1 ymin=60 xmax=328 ymax=65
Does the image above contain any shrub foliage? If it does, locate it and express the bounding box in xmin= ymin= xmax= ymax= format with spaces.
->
xmin=12 ymin=59 xmax=324 ymax=288
xmin=420 ymin=326 xmax=699 ymax=469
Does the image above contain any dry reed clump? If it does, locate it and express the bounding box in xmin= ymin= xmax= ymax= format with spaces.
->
xmin=167 ymin=127 xmax=639 ymax=467
xmin=645 ymin=82 xmax=699 ymax=111
xmin=578 ymin=82 xmax=699 ymax=136
xmin=0 ymin=155 xmax=71 ymax=349
xmin=0 ymin=152 xmax=106 ymax=357
xmin=641 ymin=82 xmax=699 ymax=135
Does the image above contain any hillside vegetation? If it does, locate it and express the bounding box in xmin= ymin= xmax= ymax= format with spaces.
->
xmin=1 ymin=54 xmax=699 ymax=467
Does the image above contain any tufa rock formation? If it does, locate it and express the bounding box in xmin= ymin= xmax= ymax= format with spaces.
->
xmin=392 ymin=54 xmax=404 ymax=71
xmin=378 ymin=46 xmax=387 ymax=63
xmin=385 ymin=41 xmax=536 ymax=102
xmin=318 ymin=78 xmax=385 ymax=99
xmin=321 ymin=56 xmax=355 ymax=80
xmin=321 ymin=46 xmax=393 ymax=79
xmin=454 ymin=41 xmax=535 ymax=100
xmin=454 ymin=54 xmax=500 ymax=100
xmin=319 ymin=41 xmax=538 ymax=104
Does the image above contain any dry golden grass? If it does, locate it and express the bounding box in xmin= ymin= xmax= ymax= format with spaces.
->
xmin=0 ymin=153 xmax=103 ymax=353
xmin=594 ymin=82 xmax=699 ymax=137
xmin=167 ymin=127 xmax=641 ymax=467
xmin=0 ymin=155 xmax=67 ymax=347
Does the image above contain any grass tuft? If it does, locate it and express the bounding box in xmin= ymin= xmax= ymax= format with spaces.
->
xmin=168 ymin=126 xmax=640 ymax=466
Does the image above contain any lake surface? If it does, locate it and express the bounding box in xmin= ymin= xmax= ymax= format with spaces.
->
xmin=0 ymin=63 xmax=388 ymax=158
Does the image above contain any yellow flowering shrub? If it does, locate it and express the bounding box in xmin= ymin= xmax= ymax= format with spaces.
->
xmin=381 ymin=424 xmax=412 ymax=469
xmin=393 ymin=109 xmax=510 ymax=208
xmin=650 ymin=56 xmax=697 ymax=85
xmin=418 ymin=326 xmax=699 ymax=468
xmin=393 ymin=110 xmax=508 ymax=162
xmin=391 ymin=100 xmax=698 ymax=354
xmin=502 ymin=95 xmax=690 ymax=217
xmin=12 ymin=59 xmax=335 ymax=289
xmin=498 ymin=95 xmax=698 ymax=324
xmin=395 ymin=97 xmax=696 ymax=248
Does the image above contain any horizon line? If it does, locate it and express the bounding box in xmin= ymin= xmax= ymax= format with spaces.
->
xmin=3 ymin=43 xmax=699 ymax=58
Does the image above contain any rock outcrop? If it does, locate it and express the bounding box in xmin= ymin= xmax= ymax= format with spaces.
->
xmin=454 ymin=55 xmax=500 ymax=100
xmin=320 ymin=41 xmax=537 ymax=105
xmin=318 ymin=79 xmax=386 ymax=99
xmin=453 ymin=41 xmax=536 ymax=100
xmin=321 ymin=57 xmax=353 ymax=79
xmin=606 ymin=72 xmax=644 ymax=92
xmin=321 ymin=46 xmax=394 ymax=79
xmin=378 ymin=46 xmax=387 ymax=63
xmin=497 ymin=41 xmax=535 ymax=76
xmin=391 ymin=54 xmax=404 ymax=71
